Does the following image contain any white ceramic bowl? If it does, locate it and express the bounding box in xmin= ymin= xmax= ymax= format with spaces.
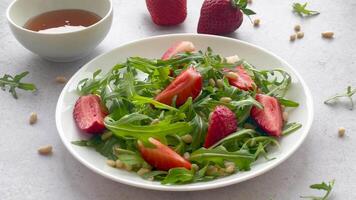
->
xmin=56 ymin=34 xmax=314 ymax=191
xmin=6 ymin=0 xmax=113 ymax=62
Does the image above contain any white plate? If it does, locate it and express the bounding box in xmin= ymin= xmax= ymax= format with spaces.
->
xmin=56 ymin=34 xmax=314 ymax=191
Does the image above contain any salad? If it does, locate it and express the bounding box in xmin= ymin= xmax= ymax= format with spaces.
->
xmin=72 ymin=41 xmax=302 ymax=185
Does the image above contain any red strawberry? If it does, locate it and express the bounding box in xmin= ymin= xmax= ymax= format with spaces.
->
xmin=204 ymin=105 xmax=238 ymax=148
xmin=155 ymin=67 xmax=202 ymax=106
xmin=138 ymin=138 xmax=192 ymax=171
xmin=73 ymin=95 xmax=107 ymax=134
xmin=226 ymin=65 xmax=255 ymax=91
xmin=146 ymin=0 xmax=187 ymax=26
xmin=250 ymin=94 xmax=283 ymax=137
xmin=197 ymin=0 xmax=255 ymax=35
xmin=162 ymin=41 xmax=195 ymax=60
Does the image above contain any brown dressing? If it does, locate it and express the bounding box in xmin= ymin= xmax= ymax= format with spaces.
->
xmin=24 ymin=9 xmax=102 ymax=33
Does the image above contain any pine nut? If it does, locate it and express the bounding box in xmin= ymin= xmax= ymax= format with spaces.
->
xmin=225 ymin=72 xmax=239 ymax=80
xmin=137 ymin=168 xmax=151 ymax=176
xmin=253 ymin=19 xmax=260 ymax=27
xmin=124 ymin=164 xmax=133 ymax=171
xmin=297 ymin=32 xmax=304 ymax=39
xmin=192 ymin=164 xmax=199 ymax=171
xmin=294 ymin=25 xmax=301 ymax=32
xmin=224 ymin=161 xmax=235 ymax=168
xmin=281 ymin=105 xmax=286 ymax=111
xmin=338 ymin=127 xmax=345 ymax=137
xmin=38 ymin=145 xmax=53 ymax=155
xmin=151 ymin=119 xmax=160 ymax=125
xmin=115 ymin=160 xmax=124 ymax=168
xmin=106 ymin=160 xmax=116 ymax=167
xmin=183 ymin=152 xmax=190 ymax=160
xmin=209 ymin=78 xmax=216 ymax=87
xmin=225 ymin=165 xmax=236 ymax=173
xmin=282 ymin=111 xmax=288 ymax=122
xmin=29 ymin=112 xmax=38 ymax=125
xmin=322 ymin=31 xmax=334 ymax=39
xmin=225 ymin=55 xmax=240 ymax=64
xmin=181 ymin=134 xmax=193 ymax=144
xmin=290 ymin=34 xmax=296 ymax=42
xmin=206 ymin=165 xmax=218 ymax=176
xmin=220 ymin=97 xmax=232 ymax=103
xmin=154 ymin=89 xmax=161 ymax=95
xmin=55 ymin=76 xmax=67 ymax=84
xmin=248 ymin=0 xmax=253 ymax=4
xmin=216 ymin=79 xmax=224 ymax=88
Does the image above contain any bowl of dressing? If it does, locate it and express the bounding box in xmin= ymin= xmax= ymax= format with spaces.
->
xmin=6 ymin=0 xmax=113 ymax=62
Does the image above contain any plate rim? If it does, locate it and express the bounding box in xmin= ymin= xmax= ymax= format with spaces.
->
xmin=55 ymin=33 xmax=314 ymax=191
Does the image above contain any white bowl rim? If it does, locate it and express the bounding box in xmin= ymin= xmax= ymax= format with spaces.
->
xmin=6 ymin=0 xmax=113 ymax=35
xmin=55 ymin=33 xmax=314 ymax=191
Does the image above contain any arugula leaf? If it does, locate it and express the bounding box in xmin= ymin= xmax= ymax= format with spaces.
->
xmin=116 ymin=151 xmax=147 ymax=170
xmin=132 ymin=95 xmax=178 ymax=111
xmin=0 ymin=71 xmax=36 ymax=99
xmin=104 ymin=115 xmax=192 ymax=145
xmin=190 ymin=114 xmax=208 ymax=151
xmin=161 ymin=168 xmax=194 ymax=185
xmin=209 ymin=129 xmax=257 ymax=149
xmin=279 ymin=98 xmax=300 ymax=107
xmin=72 ymin=135 xmax=126 ymax=160
xmin=324 ymin=86 xmax=356 ymax=110
xmin=293 ymin=2 xmax=320 ymax=17
xmin=283 ymin=122 xmax=302 ymax=136
xmin=142 ymin=171 xmax=168 ymax=181
xmin=301 ymin=179 xmax=335 ymax=200
xmin=190 ymin=146 xmax=255 ymax=171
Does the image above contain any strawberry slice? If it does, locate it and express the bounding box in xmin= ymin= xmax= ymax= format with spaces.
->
xmin=161 ymin=41 xmax=195 ymax=60
xmin=250 ymin=94 xmax=283 ymax=137
xmin=73 ymin=95 xmax=107 ymax=134
xmin=138 ymin=138 xmax=192 ymax=171
xmin=226 ymin=65 xmax=255 ymax=91
xmin=204 ymin=106 xmax=238 ymax=148
xmin=155 ymin=67 xmax=202 ymax=106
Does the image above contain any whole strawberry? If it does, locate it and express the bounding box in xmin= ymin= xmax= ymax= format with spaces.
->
xmin=146 ymin=0 xmax=187 ymax=26
xmin=197 ymin=0 xmax=255 ymax=35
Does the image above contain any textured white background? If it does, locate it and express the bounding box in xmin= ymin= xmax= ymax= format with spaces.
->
xmin=1 ymin=0 xmax=355 ymax=199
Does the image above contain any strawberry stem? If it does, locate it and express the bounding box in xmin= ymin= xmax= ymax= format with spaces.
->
xmin=230 ymin=0 xmax=256 ymax=16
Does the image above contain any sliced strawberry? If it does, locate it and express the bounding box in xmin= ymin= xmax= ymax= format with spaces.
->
xmin=161 ymin=41 xmax=195 ymax=60
xmin=155 ymin=67 xmax=202 ymax=106
xmin=204 ymin=106 xmax=238 ymax=148
xmin=138 ymin=138 xmax=192 ymax=171
xmin=250 ymin=94 xmax=283 ymax=137
xmin=73 ymin=95 xmax=107 ymax=134
xmin=226 ymin=65 xmax=255 ymax=91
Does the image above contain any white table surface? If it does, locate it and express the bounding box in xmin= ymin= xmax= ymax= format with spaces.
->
xmin=1 ymin=0 xmax=355 ymax=199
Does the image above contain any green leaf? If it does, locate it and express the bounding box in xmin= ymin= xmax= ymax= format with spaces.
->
xmin=190 ymin=114 xmax=208 ymax=151
xmin=283 ymin=122 xmax=302 ymax=136
xmin=279 ymin=98 xmax=300 ymax=107
xmin=190 ymin=146 xmax=255 ymax=171
xmin=104 ymin=115 xmax=192 ymax=145
xmin=132 ymin=95 xmax=178 ymax=111
xmin=142 ymin=171 xmax=168 ymax=181
xmin=293 ymin=2 xmax=320 ymax=17
xmin=72 ymin=135 xmax=126 ymax=160
xmin=301 ymin=179 xmax=335 ymax=200
xmin=0 ymin=71 xmax=36 ymax=99
xmin=161 ymin=168 xmax=194 ymax=185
